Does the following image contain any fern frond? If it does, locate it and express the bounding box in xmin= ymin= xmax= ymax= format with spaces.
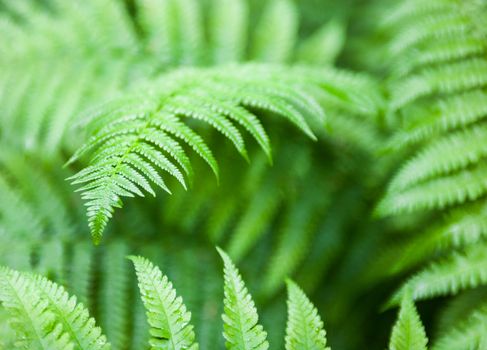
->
xmin=297 ymin=20 xmax=345 ymax=66
xmin=371 ymin=201 xmax=487 ymax=277
xmin=263 ymin=188 xmax=327 ymax=296
xmin=250 ymin=0 xmax=298 ymax=63
xmin=218 ymin=247 xmax=269 ymax=350
xmin=389 ymin=292 xmax=428 ymax=350
xmin=380 ymin=0 xmax=454 ymax=30
xmin=389 ymin=90 xmax=487 ymax=149
xmin=209 ymin=0 xmax=248 ymax=64
xmin=389 ymin=244 xmax=487 ymax=306
xmin=130 ymin=255 xmax=198 ymax=350
xmin=69 ymin=64 xmax=355 ymax=241
xmin=377 ymin=163 xmax=487 ymax=216
xmin=387 ymin=12 xmax=470 ymax=57
xmin=99 ymin=241 xmax=130 ymax=349
xmin=0 ymin=268 xmax=73 ymax=350
xmin=0 ymin=172 xmax=42 ymax=240
xmin=390 ymin=59 xmax=487 ymax=111
xmin=226 ymin=181 xmax=281 ymax=262
xmin=285 ymin=280 xmax=329 ymax=350
xmin=389 ymin=125 xmax=487 ymax=191
xmin=394 ymin=36 xmax=485 ymax=78
xmin=67 ymin=242 xmax=94 ymax=307
xmin=31 ymin=274 xmax=110 ymax=350
xmin=432 ymin=304 xmax=487 ymax=350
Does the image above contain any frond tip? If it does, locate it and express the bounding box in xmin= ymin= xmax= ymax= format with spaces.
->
xmin=285 ymin=279 xmax=330 ymax=350
xmin=129 ymin=255 xmax=198 ymax=350
xmin=217 ymin=247 xmax=269 ymax=350
xmin=389 ymin=292 xmax=428 ymax=350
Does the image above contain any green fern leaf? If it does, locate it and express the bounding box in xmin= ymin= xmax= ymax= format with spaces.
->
xmin=390 ymin=59 xmax=487 ymax=111
xmin=31 ymin=274 xmax=111 ymax=350
xmin=432 ymin=303 xmax=487 ymax=350
xmin=377 ymin=163 xmax=487 ymax=216
xmin=218 ymin=247 xmax=269 ymax=350
xmin=390 ymin=244 xmax=487 ymax=306
xmin=129 ymin=255 xmax=198 ymax=350
xmin=389 ymin=90 xmax=487 ymax=150
xmin=0 ymin=268 xmax=73 ymax=350
xmin=389 ymin=125 xmax=487 ymax=191
xmin=389 ymin=292 xmax=428 ymax=350
xmin=69 ymin=65 xmax=337 ymax=241
xmin=285 ymin=280 xmax=330 ymax=350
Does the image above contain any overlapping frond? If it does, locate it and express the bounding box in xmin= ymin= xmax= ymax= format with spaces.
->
xmin=0 ymin=267 xmax=110 ymax=350
xmin=0 ymin=0 xmax=140 ymax=154
xmin=379 ymin=0 xmax=487 ymax=216
xmin=374 ymin=0 xmax=487 ymax=321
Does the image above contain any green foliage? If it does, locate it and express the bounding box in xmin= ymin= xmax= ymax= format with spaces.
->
xmin=130 ymin=255 xmax=198 ymax=350
xmin=218 ymin=247 xmax=269 ymax=350
xmin=3 ymin=0 xmax=487 ymax=349
xmin=389 ymin=293 xmax=428 ymax=350
xmin=285 ymin=280 xmax=329 ymax=350
xmin=68 ymin=64 xmax=379 ymax=242
xmin=0 ymin=267 xmax=109 ymax=350
xmin=1 ymin=253 xmax=332 ymax=350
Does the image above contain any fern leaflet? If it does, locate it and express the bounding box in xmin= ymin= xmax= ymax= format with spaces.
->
xmin=130 ymin=255 xmax=198 ymax=350
xmin=218 ymin=247 xmax=269 ymax=350
xmin=285 ymin=279 xmax=329 ymax=350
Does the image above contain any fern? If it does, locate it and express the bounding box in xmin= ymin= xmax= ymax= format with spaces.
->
xmin=285 ymin=280 xmax=330 ymax=350
xmin=373 ymin=1 xmax=487 ymax=322
xmin=389 ymin=292 xmax=428 ymax=350
xmin=218 ymin=247 xmax=269 ymax=350
xmin=67 ymin=64 xmax=378 ymax=242
xmin=0 ymin=267 xmax=109 ymax=350
xmin=432 ymin=303 xmax=487 ymax=350
xmin=130 ymin=255 xmax=198 ymax=350
xmin=389 ymin=244 xmax=487 ymax=306
xmin=0 ymin=251 xmax=336 ymax=349
xmin=7 ymin=0 xmax=487 ymax=349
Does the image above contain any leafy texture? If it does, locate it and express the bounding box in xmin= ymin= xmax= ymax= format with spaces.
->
xmin=285 ymin=280 xmax=329 ymax=350
xmin=130 ymin=255 xmax=198 ymax=350
xmin=372 ymin=0 xmax=487 ymax=339
xmin=218 ymin=247 xmax=269 ymax=350
xmin=68 ymin=64 xmax=379 ymax=242
xmin=389 ymin=293 xmax=428 ymax=350
xmin=6 ymin=0 xmax=487 ymax=349
xmin=0 ymin=267 xmax=110 ymax=350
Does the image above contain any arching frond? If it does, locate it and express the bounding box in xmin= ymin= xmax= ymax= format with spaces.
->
xmin=68 ymin=64 xmax=378 ymax=242
xmin=31 ymin=274 xmax=111 ymax=350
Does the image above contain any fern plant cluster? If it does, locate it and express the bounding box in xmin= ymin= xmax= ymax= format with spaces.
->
xmin=2 ymin=0 xmax=487 ymax=349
